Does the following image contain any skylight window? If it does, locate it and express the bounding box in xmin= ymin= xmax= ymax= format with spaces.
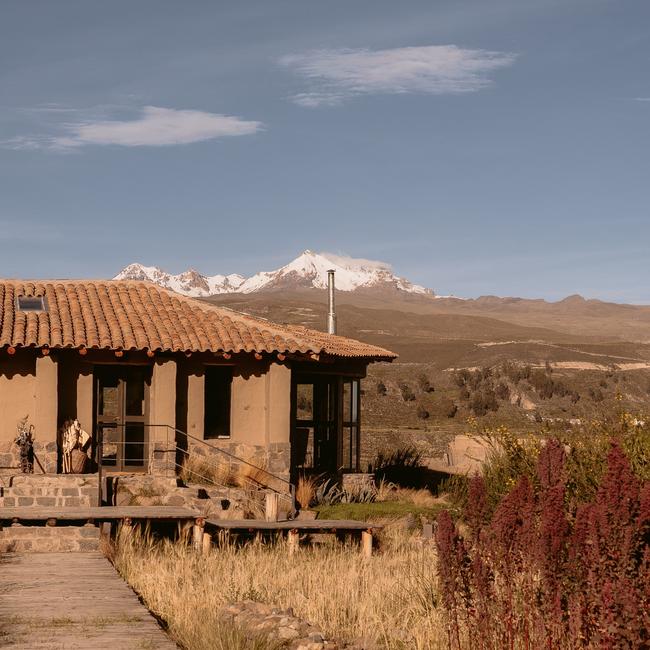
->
xmin=16 ymin=296 xmax=47 ymax=312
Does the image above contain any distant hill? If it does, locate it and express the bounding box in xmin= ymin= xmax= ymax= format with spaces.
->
xmin=205 ymin=289 xmax=650 ymax=365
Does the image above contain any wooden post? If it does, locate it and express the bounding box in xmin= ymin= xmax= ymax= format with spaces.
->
xmin=265 ymin=492 xmax=279 ymax=522
xmin=202 ymin=531 xmax=212 ymax=555
xmin=361 ymin=529 xmax=373 ymax=558
xmin=100 ymin=521 xmax=112 ymax=544
xmin=120 ymin=517 xmax=133 ymax=541
xmin=193 ymin=517 xmax=205 ymax=552
xmin=287 ymin=529 xmax=299 ymax=555
xmin=422 ymin=523 xmax=433 ymax=540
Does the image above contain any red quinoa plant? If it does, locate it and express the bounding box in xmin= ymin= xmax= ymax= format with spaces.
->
xmin=436 ymin=439 xmax=650 ymax=649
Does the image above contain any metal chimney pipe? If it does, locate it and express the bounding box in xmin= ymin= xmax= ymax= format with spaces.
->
xmin=327 ymin=269 xmax=337 ymax=335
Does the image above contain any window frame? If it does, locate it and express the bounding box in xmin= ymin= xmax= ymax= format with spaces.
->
xmin=16 ymin=295 xmax=48 ymax=312
xmin=203 ymin=365 xmax=233 ymax=440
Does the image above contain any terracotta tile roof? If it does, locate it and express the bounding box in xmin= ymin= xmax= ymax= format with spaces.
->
xmin=0 ymin=280 xmax=397 ymax=360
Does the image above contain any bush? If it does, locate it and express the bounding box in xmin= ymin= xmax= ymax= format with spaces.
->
xmin=376 ymin=381 xmax=387 ymax=396
xmin=416 ymin=405 xmax=430 ymax=420
xmin=417 ymin=374 xmax=434 ymax=393
xmin=399 ymin=383 xmax=416 ymax=402
xmin=436 ymin=440 xmax=650 ymax=649
xmin=589 ymin=387 xmax=605 ymax=402
xmin=438 ymin=398 xmax=458 ymax=418
xmin=469 ymin=389 xmax=499 ymax=416
xmin=495 ymin=382 xmax=510 ymax=400
xmin=374 ymin=447 xmax=425 ymax=488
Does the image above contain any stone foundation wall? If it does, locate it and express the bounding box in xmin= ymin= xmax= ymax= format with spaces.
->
xmin=188 ymin=440 xmax=291 ymax=484
xmin=0 ymin=440 xmax=57 ymax=474
xmin=0 ymin=475 xmax=98 ymax=507
xmin=341 ymin=473 xmax=375 ymax=493
xmin=361 ymin=428 xmax=456 ymax=472
xmin=0 ymin=524 xmax=100 ymax=552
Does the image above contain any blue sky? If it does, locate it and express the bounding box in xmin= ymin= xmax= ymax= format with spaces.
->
xmin=1 ymin=0 xmax=649 ymax=302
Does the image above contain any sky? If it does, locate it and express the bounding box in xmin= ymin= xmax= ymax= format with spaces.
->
xmin=1 ymin=0 xmax=649 ymax=302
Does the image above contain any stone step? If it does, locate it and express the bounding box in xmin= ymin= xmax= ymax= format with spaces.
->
xmin=7 ymin=474 xmax=99 ymax=488
xmin=0 ymin=524 xmax=100 ymax=553
xmin=0 ymin=494 xmax=95 ymax=508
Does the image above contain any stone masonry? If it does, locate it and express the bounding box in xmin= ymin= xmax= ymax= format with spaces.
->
xmin=0 ymin=523 xmax=100 ymax=553
xmin=219 ymin=600 xmax=368 ymax=650
xmin=0 ymin=474 xmax=98 ymax=508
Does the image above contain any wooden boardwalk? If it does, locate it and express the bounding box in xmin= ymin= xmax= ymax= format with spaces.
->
xmin=0 ymin=505 xmax=198 ymax=523
xmin=0 ymin=552 xmax=177 ymax=649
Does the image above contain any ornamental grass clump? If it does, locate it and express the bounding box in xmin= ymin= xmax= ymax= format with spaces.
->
xmin=435 ymin=439 xmax=650 ymax=649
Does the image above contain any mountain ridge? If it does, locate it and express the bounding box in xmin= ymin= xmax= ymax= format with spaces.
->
xmin=114 ymin=250 xmax=434 ymax=297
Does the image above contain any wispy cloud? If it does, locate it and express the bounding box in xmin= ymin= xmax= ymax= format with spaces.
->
xmin=2 ymin=106 xmax=263 ymax=151
xmin=280 ymin=45 xmax=517 ymax=107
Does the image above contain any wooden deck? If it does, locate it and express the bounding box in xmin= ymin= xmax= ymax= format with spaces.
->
xmin=0 ymin=506 xmax=198 ymax=524
xmin=0 ymin=552 xmax=177 ymax=649
xmin=205 ymin=518 xmax=382 ymax=531
xmin=205 ymin=518 xmax=383 ymax=556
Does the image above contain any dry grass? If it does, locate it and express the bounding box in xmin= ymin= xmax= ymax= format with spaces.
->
xmin=295 ymin=474 xmax=318 ymax=509
xmin=179 ymin=454 xmax=239 ymax=488
xmin=114 ymin=522 xmax=445 ymax=650
xmin=376 ymin=481 xmax=442 ymax=509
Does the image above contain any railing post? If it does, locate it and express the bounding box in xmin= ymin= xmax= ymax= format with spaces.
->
xmin=193 ymin=517 xmax=205 ymax=552
xmin=265 ymin=492 xmax=279 ymax=522
xmin=97 ymin=429 xmax=103 ymax=507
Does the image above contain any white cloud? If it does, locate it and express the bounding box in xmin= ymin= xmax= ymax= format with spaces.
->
xmin=2 ymin=106 xmax=263 ymax=151
xmin=280 ymin=45 xmax=517 ymax=107
xmin=320 ymin=251 xmax=391 ymax=271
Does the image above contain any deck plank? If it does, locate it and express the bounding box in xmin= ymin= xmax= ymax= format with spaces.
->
xmin=0 ymin=552 xmax=177 ymax=649
xmin=205 ymin=518 xmax=383 ymax=531
xmin=0 ymin=506 xmax=198 ymax=522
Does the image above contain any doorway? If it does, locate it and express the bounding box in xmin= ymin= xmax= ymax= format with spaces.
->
xmin=94 ymin=366 xmax=150 ymax=472
xmin=290 ymin=375 xmax=339 ymax=481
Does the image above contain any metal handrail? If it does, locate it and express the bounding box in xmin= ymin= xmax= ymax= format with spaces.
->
xmin=95 ymin=423 xmax=296 ymax=513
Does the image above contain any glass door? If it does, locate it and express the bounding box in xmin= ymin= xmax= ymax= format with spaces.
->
xmin=95 ymin=366 xmax=149 ymax=472
xmin=291 ymin=375 xmax=339 ymax=479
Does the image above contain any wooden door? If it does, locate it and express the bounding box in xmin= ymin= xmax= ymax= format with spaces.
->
xmin=95 ymin=366 xmax=149 ymax=472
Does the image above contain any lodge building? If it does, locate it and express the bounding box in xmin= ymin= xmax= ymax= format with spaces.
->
xmin=0 ymin=280 xmax=395 ymax=485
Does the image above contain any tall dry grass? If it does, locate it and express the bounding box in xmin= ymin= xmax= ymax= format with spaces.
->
xmin=113 ymin=522 xmax=445 ymax=650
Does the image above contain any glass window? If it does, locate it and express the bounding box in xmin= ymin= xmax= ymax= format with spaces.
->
xmin=296 ymin=383 xmax=314 ymax=421
xmin=16 ymin=295 xmax=47 ymax=312
xmin=341 ymin=379 xmax=360 ymax=471
xmin=124 ymin=423 xmax=146 ymax=467
xmin=99 ymin=382 xmax=119 ymax=417
xmin=125 ymin=369 xmax=146 ymax=416
xmin=204 ymin=367 xmax=232 ymax=439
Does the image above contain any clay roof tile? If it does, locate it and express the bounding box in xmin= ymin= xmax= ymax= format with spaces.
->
xmin=0 ymin=279 xmax=397 ymax=360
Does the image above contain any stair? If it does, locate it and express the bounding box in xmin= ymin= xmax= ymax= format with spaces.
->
xmin=0 ymin=474 xmax=98 ymax=508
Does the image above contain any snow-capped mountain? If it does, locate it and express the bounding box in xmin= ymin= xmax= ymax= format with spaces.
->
xmin=114 ymin=263 xmax=245 ymax=297
xmin=114 ymin=251 xmax=433 ymax=298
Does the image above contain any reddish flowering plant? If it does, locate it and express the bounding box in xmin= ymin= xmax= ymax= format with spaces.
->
xmin=435 ymin=438 xmax=650 ymax=649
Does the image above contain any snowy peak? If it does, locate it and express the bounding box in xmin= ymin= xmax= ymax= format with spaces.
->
xmin=114 ymin=263 xmax=245 ymax=297
xmin=113 ymin=251 xmax=433 ymax=297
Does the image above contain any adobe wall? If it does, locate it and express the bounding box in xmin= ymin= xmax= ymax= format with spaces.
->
xmin=0 ymin=351 xmax=57 ymax=472
xmin=182 ymin=358 xmax=291 ymax=479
